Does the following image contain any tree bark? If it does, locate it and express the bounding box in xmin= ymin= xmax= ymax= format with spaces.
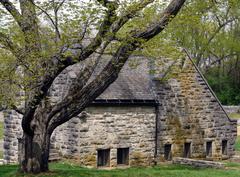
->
xmin=19 ymin=106 xmax=51 ymax=173
xmin=19 ymin=132 xmax=50 ymax=173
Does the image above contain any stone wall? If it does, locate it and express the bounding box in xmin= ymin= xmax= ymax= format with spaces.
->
xmin=52 ymin=106 xmax=156 ymax=167
xmin=2 ymin=57 xmax=237 ymax=166
xmin=154 ymin=59 xmax=237 ymax=161
xmin=3 ymin=110 xmax=23 ymax=163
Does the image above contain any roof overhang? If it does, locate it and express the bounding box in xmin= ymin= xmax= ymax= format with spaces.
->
xmin=91 ymin=99 xmax=158 ymax=106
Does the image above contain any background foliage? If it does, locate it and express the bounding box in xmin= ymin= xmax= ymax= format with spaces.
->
xmin=142 ymin=0 xmax=240 ymax=105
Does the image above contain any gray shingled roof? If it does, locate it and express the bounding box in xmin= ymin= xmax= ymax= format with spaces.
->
xmin=59 ymin=56 xmax=156 ymax=102
xmin=96 ymin=57 xmax=156 ymax=100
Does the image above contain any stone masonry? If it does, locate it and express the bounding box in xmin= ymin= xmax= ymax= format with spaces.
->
xmin=52 ymin=106 xmax=156 ymax=167
xmin=154 ymin=59 xmax=237 ymax=161
xmin=173 ymin=157 xmax=224 ymax=169
xmin=3 ymin=110 xmax=23 ymax=163
xmin=2 ymin=56 xmax=237 ymax=167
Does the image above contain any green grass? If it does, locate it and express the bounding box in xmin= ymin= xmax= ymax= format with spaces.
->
xmin=225 ymin=162 xmax=240 ymax=168
xmin=1 ymin=162 xmax=240 ymax=177
xmin=0 ymin=122 xmax=3 ymax=139
xmin=229 ymin=113 xmax=240 ymax=119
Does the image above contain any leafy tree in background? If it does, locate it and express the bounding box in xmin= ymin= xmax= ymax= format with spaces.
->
xmin=147 ymin=0 xmax=240 ymax=105
xmin=0 ymin=0 xmax=186 ymax=173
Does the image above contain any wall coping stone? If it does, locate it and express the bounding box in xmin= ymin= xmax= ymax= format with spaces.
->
xmin=223 ymin=106 xmax=240 ymax=114
xmin=172 ymin=157 xmax=224 ymax=169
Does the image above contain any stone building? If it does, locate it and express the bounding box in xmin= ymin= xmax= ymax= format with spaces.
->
xmin=3 ymin=56 xmax=237 ymax=167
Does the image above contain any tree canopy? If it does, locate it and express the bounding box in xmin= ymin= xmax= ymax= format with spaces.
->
xmin=167 ymin=0 xmax=240 ymax=105
xmin=0 ymin=0 xmax=186 ymax=173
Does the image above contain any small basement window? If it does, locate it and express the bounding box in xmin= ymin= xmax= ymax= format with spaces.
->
xmin=183 ymin=142 xmax=191 ymax=158
xmin=206 ymin=141 xmax=212 ymax=157
xmin=97 ymin=149 xmax=110 ymax=167
xmin=164 ymin=144 xmax=172 ymax=161
xmin=222 ymin=140 xmax=228 ymax=155
xmin=117 ymin=148 xmax=129 ymax=165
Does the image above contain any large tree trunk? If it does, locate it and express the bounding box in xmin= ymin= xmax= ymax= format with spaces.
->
xmin=19 ymin=132 xmax=50 ymax=173
xmin=19 ymin=106 xmax=51 ymax=173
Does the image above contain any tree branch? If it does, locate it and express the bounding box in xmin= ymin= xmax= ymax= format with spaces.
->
xmin=55 ymin=0 xmax=66 ymax=12
xmin=47 ymin=0 xmax=186 ymax=133
xmin=11 ymin=104 xmax=25 ymax=115
xmin=66 ymin=41 xmax=110 ymax=98
xmin=0 ymin=32 xmax=15 ymax=51
xmin=76 ymin=0 xmax=118 ymax=61
xmin=21 ymin=0 xmax=119 ymax=134
xmin=0 ymin=0 xmax=23 ymax=28
xmin=56 ymin=0 xmax=155 ymax=68
xmin=53 ymin=0 xmax=66 ymax=41
xmin=19 ymin=0 xmax=41 ymax=52
xmin=0 ymin=31 xmax=22 ymax=57
xmin=21 ymin=0 xmax=164 ymax=135
xmin=33 ymin=2 xmax=61 ymax=40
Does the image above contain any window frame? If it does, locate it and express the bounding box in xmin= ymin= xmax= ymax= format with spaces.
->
xmin=183 ymin=142 xmax=191 ymax=158
xmin=97 ymin=149 xmax=110 ymax=167
xmin=164 ymin=144 xmax=172 ymax=161
xmin=117 ymin=147 xmax=130 ymax=165
xmin=222 ymin=140 xmax=228 ymax=156
xmin=206 ymin=141 xmax=213 ymax=157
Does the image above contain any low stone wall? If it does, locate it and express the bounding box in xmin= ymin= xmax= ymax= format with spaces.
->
xmin=223 ymin=106 xmax=240 ymax=114
xmin=173 ymin=157 xmax=224 ymax=169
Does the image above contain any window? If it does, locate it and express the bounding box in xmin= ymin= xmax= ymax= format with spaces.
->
xmin=183 ymin=142 xmax=191 ymax=158
xmin=222 ymin=140 xmax=228 ymax=155
xmin=97 ymin=149 xmax=110 ymax=167
xmin=117 ymin=148 xmax=129 ymax=165
xmin=206 ymin=141 xmax=212 ymax=157
xmin=164 ymin=144 xmax=172 ymax=161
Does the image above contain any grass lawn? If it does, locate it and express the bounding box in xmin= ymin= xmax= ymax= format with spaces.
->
xmin=229 ymin=113 xmax=240 ymax=119
xmin=1 ymin=162 xmax=240 ymax=177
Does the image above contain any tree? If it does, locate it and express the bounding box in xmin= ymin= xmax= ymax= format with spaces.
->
xmin=0 ymin=0 xmax=185 ymax=173
xmin=147 ymin=0 xmax=240 ymax=105
xmin=165 ymin=0 xmax=240 ymax=67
